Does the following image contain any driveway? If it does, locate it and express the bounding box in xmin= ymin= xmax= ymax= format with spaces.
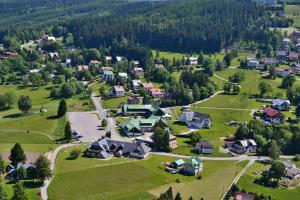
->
xmin=67 ymin=111 xmax=105 ymax=142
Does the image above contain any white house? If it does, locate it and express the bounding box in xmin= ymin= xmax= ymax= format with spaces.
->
xmin=132 ymin=80 xmax=142 ymax=91
xmin=230 ymin=139 xmax=257 ymax=154
xmin=195 ymin=140 xmax=213 ymax=154
xmin=247 ymin=58 xmax=259 ymax=69
xmin=179 ymin=111 xmax=211 ymax=129
xmin=185 ymin=57 xmax=198 ymax=65
xmin=118 ymin=72 xmax=128 ymax=83
xmin=287 ymin=168 xmax=300 ymax=180
xmin=272 ymin=99 xmax=291 ymax=111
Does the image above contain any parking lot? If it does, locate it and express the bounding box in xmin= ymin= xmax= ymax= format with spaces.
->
xmin=67 ymin=112 xmax=105 ymax=142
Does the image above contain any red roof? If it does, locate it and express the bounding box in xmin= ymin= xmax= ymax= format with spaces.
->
xmin=234 ymin=192 xmax=254 ymax=200
xmin=101 ymin=66 xmax=113 ymax=71
xmin=264 ymin=107 xmax=280 ymax=117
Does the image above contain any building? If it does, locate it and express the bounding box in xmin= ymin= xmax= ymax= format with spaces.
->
xmin=122 ymin=104 xmax=165 ymax=117
xmin=132 ymin=60 xmax=139 ymax=66
xmin=179 ymin=111 xmax=211 ymax=129
xmin=102 ymin=70 xmax=114 ymax=80
xmin=195 ymin=140 xmax=213 ymax=154
xmin=247 ymin=58 xmax=259 ymax=69
xmin=262 ymin=107 xmax=285 ymax=124
xmin=234 ymin=192 xmax=254 ymax=200
xmin=86 ymin=138 xmax=151 ymax=159
xmin=281 ymin=160 xmax=296 ymax=170
xmin=89 ymin=60 xmax=101 ymax=66
xmin=287 ymin=168 xmax=300 ymax=180
xmin=109 ymin=85 xmax=125 ymax=97
xmin=272 ymin=99 xmax=291 ymax=111
xmin=185 ymin=57 xmax=198 ymax=65
xmin=141 ymin=82 xmax=154 ymax=91
xmin=169 ymin=134 xmax=177 ymax=149
xmin=276 ymin=50 xmax=287 ymax=63
xmin=42 ymin=35 xmax=56 ymax=42
xmin=230 ymin=139 xmax=257 ymax=154
xmin=6 ymin=162 xmax=36 ymax=181
xmin=132 ymin=80 xmax=142 ymax=91
xmin=182 ymin=157 xmax=203 ymax=176
xmin=118 ymin=72 xmax=128 ymax=83
xmin=77 ymin=65 xmax=89 ymax=72
xmin=149 ymin=88 xmax=164 ymax=98
xmin=288 ymin=52 xmax=299 ymax=62
xmin=105 ymin=56 xmax=112 ymax=62
xmin=127 ymin=95 xmax=143 ymax=104
xmin=275 ymin=67 xmax=292 ymax=77
xmin=116 ymin=56 xmax=125 ymax=62
xmin=100 ymin=66 xmax=113 ymax=73
xmin=48 ymin=52 xmax=59 ymax=60
xmin=292 ymin=30 xmax=300 ymax=41
xmin=131 ymin=67 xmax=144 ymax=76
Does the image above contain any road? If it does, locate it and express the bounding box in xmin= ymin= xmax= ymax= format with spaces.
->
xmin=91 ymin=93 xmax=129 ymax=141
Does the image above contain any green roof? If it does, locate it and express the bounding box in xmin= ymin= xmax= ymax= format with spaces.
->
xmin=186 ymin=157 xmax=202 ymax=166
xmin=120 ymin=118 xmax=160 ymax=133
xmin=123 ymin=104 xmax=157 ymax=113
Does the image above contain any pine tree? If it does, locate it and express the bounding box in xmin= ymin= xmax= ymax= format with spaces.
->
xmin=57 ymin=98 xmax=67 ymax=117
xmin=174 ymin=193 xmax=182 ymax=200
xmin=35 ymin=155 xmax=51 ymax=182
xmin=9 ymin=143 xmax=26 ymax=166
xmin=11 ymin=182 xmax=28 ymax=200
xmin=64 ymin=122 xmax=72 ymax=142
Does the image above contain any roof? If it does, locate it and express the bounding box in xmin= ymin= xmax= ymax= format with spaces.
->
xmin=101 ymin=66 xmax=113 ymax=71
xmin=77 ymin=65 xmax=89 ymax=71
xmin=141 ymin=82 xmax=154 ymax=89
xmin=113 ymin=85 xmax=125 ymax=92
xmin=272 ymin=99 xmax=290 ymax=106
xmin=186 ymin=157 xmax=202 ymax=166
xmin=132 ymin=79 xmax=142 ymax=86
xmin=281 ymin=160 xmax=296 ymax=169
xmin=287 ymin=167 xmax=300 ymax=175
xmin=103 ymin=70 xmax=114 ymax=75
xmin=180 ymin=111 xmax=211 ymax=123
xmin=133 ymin=67 xmax=144 ymax=72
xmin=234 ymin=192 xmax=254 ymax=200
xmin=174 ymin=159 xmax=185 ymax=166
xmin=118 ymin=72 xmax=128 ymax=77
xmin=263 ymin=107 xmax=284 ymax=118
xmin=120 ymin=118 xmax=160 ymax=132
xmin=123 ymin=104 xmax=157 ymax=113
xmin=149 ymin=88 xmax=163 ymax=95
xmin=196 ymin=140 xmax=213 ymax=149
xmin=237 ymin=139 xmax=257 ymax=147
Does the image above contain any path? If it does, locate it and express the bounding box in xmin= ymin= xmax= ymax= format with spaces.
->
xmin=191 ymin=106 xmax=253 ymax=111
xmin=91 ymin=93 xmax=129 ymax=141
xmin=41 ymin=143 xmax=78 ymax=200
xmin=0 ymin=129 xmax=54 ymax=140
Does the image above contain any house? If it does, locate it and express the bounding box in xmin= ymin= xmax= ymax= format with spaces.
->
xmin=259 ymin=57 xmax=276 ymax=70
xmin=127 ymin=95 xmax=143 ymax=104
xmin=179 ymin=111 xmax=211 ymax=129
xmin=122 ymin=104 xmax=165 ymax=117
xmin=2 ymin=51 xmax=18 ymax=58
xmin=100 ymin=66 xmax=113 ymax=73
xmin=109 ymin=85 xmax=125 ymax=97
xmin=29 ymin=69 xmax=41 ymax=73
xmin=170 ymin=159 xmax=185 ymax=169
xmin=42 ymin=35 xmax=56 ymax=42
xmin=272 ymin=99 xmax=291 ymax=111
xmin=286 ymin=168 xmax=300 ymax=180
xmin=290 ymin=62 xmax=300 ymax=72
xmin=131 ymin=67 xmax=144 ymax=76
xmin=132 ymin=60 xmax=139 ymax=66
xmin=48 ymin=52 xmax=59 ymax=60
xmin=247 ymin=58 xmax=259 ymax=69
xmin=77 ymin=65 xmax=89 ymax=72
xmin=234 ymin=192 xmax=254 ymax=200
xmin=230 ymin=139 xmax=257 ymax=154
xmin=283 ymin=38 xmax=291 ymax=46
xmin=182 ymin=157 xmax=203 ymax=176
xmin=141 ymin=82 xmax=154 ymax=91
xmin=291 ymin=30 xmax=300 ymax=42
xmin=89 ymin=60 xmax=101 ymax=66
xmin=117 ymin=72 xmax=128 ymax=83
xmin=154 ymin=64 xmax=164 ymax=69
xmin=288 ymin=52 xmax=299 ymax=62
xmin=262 ymin=107 xmax=285 ymax=124
xmin=6 ymin=162 xmax=36 ymax=180
xmin=105 ymin=56 xmax=112 ymax=62
xmin=86 ymin=138 xmax=151 ymax=159
xmin=185 ymin=57 xmax=198 ymax=65
xmin=65 ymin=59 xmax=72 ymax=68
xmin=275 ymin=67 xmax=292 ymax=77
xmin=169 ymin=134 xmax=177 ymax=149
xmin=120 ymin=116 xmax=168 ymax=136
xmin=195 ymin=140 xmax=213 ymax=154
xmin=102 ymin=70 xmax=114 ymax=80
xmin=132 ymin=80 xmax=142 ymax=91
xmin=281 ymin=160 xmax=296 ymax=170
xmin=116 ymin=56 xmax=125 ymax=62
xmin=149 ymin=88 xmax=164 ymax=98
xmin=276 ymin=50 xmax=287 ymax=63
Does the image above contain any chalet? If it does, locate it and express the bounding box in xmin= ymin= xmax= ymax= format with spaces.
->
xmin=149 ymin=88 xmax=164 ymax=98
xmin=276 ymin=50 xmax=287 ymax=63
xmin=102 ymin=70 xmax=114 ymax=80
xmin=281 ymin=160 xmax=300 ymax=180
xmin=234 ymin=192 xmax=254 ymax=200
xmin=182 ymin=157 xmax=203 ymax=176
xmin=272 ymin=99 xmax=291 ymax=111
xmin=117 ymin=72 xmax=128 ymax=83
xmin=122 ymin=104 xmax=165 ymax=117
xmin=179 ymin=111 xmax=211 ymax=129
xmin=100 ymin=66 xmax=113 ymax=73
xmin=230 ymin=139 xmax=257 ymax=154
xmin=131 ymin=67 xmax=144 ymax=76
xmin=288 ymin=52 xmax=299 ymax=62
xmin=141 ymin=82 xmax=154 ymax=91
xmin=195 ymin=140 xmax=213 ymax=154
xmin=6 ymin=162 xmax=36 ymax=181
xmin=132 ymin=80 xmax=142 ymax=91
xmin=77 ymin=65 xmax=89 ymax=72
xmin=169 ymin=134 xmax=177 ymax=149
xmin=86 ymin=138 xmax=151 ymax=159
xmin=262 ymin=107 xmax=285 ymax=124
xmin=275 ymin=67 xmax=292 ymax=77
xmin=247 ymin=58 xmax=259 ymax=69
xmin=109 ymin=85 xmax=125 ymax=97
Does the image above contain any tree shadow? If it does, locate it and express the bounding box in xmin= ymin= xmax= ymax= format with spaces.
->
xmin=23 ymin=180 xmax=43 ymax=188
xmin=47 ymin=115 xmax=60 ymax=120
xmin=3 ymin=113 xmax=23 ymax=118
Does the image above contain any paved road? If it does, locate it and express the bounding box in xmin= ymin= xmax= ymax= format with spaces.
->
xmin=41 ymin=143 xmax=78 ymax=200
xmin=91 ymin=93 xmax=129 ymax=141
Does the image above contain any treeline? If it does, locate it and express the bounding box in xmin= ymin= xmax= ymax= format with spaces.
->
xmin=63 ymin=0 xmax=265 ymax=53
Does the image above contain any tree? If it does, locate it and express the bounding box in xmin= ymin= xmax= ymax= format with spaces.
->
xmin=235 ymin=124 xmax=249 ymax=140
xmin=258 ymin=82 xmax=273 ymax=97
xmin=269 ymin=161 xmax=286 ymax=184
xmin=57 ymin=99 xmax=67 ymax=117
xmin=17 ymin=166 xmax=26 ymax=180
xmin=26 ymin=167 xmax=37 ymax=182
xmin=35 ymin=155 xmax=51 ymax=182
xmin=99 ymin=85 xmax=106 ymax=97
xmin=281 ymin=74 xmax=296 ymax=89
xmin=11 ymin=182 xmax=28 ymax=200
xmin=0 ymin=155 xmax=5 ymax=174
xmin=174 ymin=193 xmax=182 ymax=200
xmin=9 ymin=143 xmax=26 ymax=166
xmin=223 ymin=83 xmax=232 ymax=94
xmin=224 ymin=53 xmax=232 ymax=67
xmin=232 ymin=85 xmax=240 ymax=94
xmin=268 ymin=67 xmax=276 ymax=79
xmin=4 ymin=92 xmax=16 ymax=108
xmin=152 ymin=127 xmax=170 ymax=152
xmin=102 ymin=119 xmax=108 ymax=127
xmin=268 ymin=140 xmax=281 ymax=159
xmin=105 ymin=131 xmax=111 ymax=138
xmin=189 ymin=132 xmax=201 ymax=145
xmin=69 ymin=149 xmax=81 ymax=160
xmin=64 ymin=122 xmax=72 ymax=141
xmin=18 ymin=95 xmax=32 ymax=114
xmin=0 ymin=183 xmax=7 ymax=200
xmin=192 ymin=83 xmax=201 ymax=101
xmin=296 ymin=104 xmax=300 ymax=120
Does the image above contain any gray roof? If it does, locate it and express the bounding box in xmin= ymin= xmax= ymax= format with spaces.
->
xmin=287 ymin=168 xmax=300 ymax=175
xmin=196 ymin=140 xmax=213 ymax=149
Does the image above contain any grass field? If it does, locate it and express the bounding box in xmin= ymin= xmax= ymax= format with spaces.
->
xmin=48 ymin=146 xmax=247 ymax=200
xmin=285 ymin=5 xmax=300 ymax=28
xmin=237 ymin=162 xmax=300 ymax=200
xmin=102 ymin=96 xmax=129 ymax=110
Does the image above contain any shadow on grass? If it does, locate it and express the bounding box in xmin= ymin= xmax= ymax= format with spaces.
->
xmin=3 ymin=113 xmax=23 ymax=118
xmin=47 ymin=115 xmax=60 ymax=120
xmin=23 ymin=180 xmax=43 ymax=188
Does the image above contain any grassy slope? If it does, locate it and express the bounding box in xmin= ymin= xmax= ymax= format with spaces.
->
xmin=237 ymin=162 xmax=300 ymax=200
xmin=48 ymin=146 xmax=247 ymax=200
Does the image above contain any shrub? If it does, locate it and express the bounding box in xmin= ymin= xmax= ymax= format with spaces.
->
xmin=175 ymin=179 xmax=181 ymax=183
xmin=69 ymin=149 xmax=81 ymax=160
xmin=197 ymin=174 xmax=202 ymax=180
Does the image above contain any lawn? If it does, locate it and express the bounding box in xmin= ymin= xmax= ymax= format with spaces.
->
xmin=237 ymin=162 xmax=300 ymax=200
xmin=102 ymin=96 xmax=129 ymax=110
xmin=48 ymin=146 xmax=248 ymax=200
